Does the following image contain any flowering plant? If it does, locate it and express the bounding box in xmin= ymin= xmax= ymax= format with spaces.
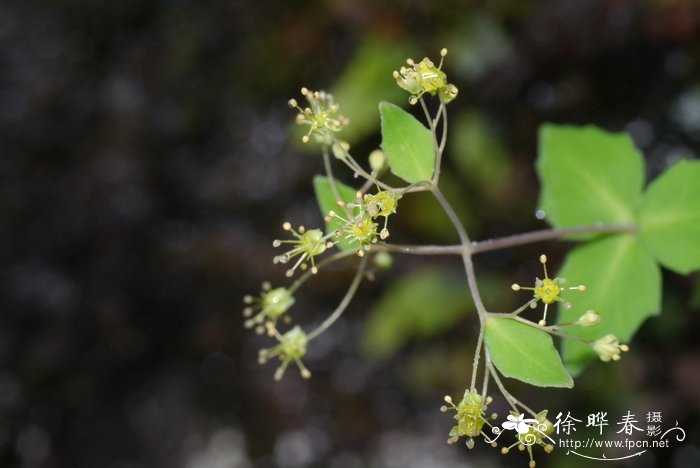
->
xmin=244 ymin=48 xmax=700 ymax=465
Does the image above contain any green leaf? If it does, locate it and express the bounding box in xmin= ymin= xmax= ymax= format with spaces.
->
xmin=313 ymin=176 xmax=357 ymax=251
xmin=361 ymin=269 xmax=472 ymax=359
xmin=484 ymin=317 xmax=573 ymax=388
xmin=639 ymin=160 xmax=700 ymax=274
xmin=557 ymin=234 xmax=661 ymax=374
xmin=380 ymin=102 xmax=435 ymax=183
xmin=537 ymin=124 xmax=644 ymax=231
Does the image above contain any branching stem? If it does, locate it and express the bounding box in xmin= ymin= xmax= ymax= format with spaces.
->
xmin=307 ymin=255 xmax=368 ymax=341
xmin=377 ymin=223 xmax=635 ymax=256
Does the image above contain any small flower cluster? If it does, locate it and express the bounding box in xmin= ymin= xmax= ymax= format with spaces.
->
xmin=511 ymin=254 xmax=586 ymax=326
xmin=243 ymin=282 xmax=294 ymax=334
xmin=258 ymin=325 xmax=311 ymax=381
xmin=326 ymin=189 xmax=400 ymax=255
xmin=242 ymin=284 xmax=311 ymax=380
xmin=592 ymin=334 xmax=629 ymax=362
xmin=273 ymin=222 xmax=335 ymax=277
xmin=441 ymin=388 xmax=496 ymax=449
xmin=393 ymin=48 xmax=458 ymax=105
xmin=289 ymin=88 xmax=349 ymax=147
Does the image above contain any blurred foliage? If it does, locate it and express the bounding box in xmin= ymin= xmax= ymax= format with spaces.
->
xmin=443 ymin=14 xmax=515 ymax=83
xmin=361 ymin=269 xmax=472 ymax=359
xmin=397 ymin=172 xmax=475 ymax=241
xmin=450 ymin=109 xmax=511 ymax=199
xmin=332 ymin=38 xmax=412 ymax=144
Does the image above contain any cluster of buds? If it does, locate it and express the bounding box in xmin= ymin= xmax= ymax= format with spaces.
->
xmin=441 ymin=388 xmax=496 ymax=449
xmin=258 ymin=325 xmax=311 ymax=381
xmin=499 ymin=410 xmax=555 ymax=468
xmin=273 ymin=222 xmax=335 ymax=277
xmin=592 ymin=334 xmax=629 ymax=362
xmin=243 ymin=282 xmax=294 ymax=334
xmin=289 ymin=88 xmax=349 ymax=146
xmin=326 ymin=189 xmax=401 ymax=255
xmin=393 ymin=48 xmax=458 ymax=105
xmin=511 ymin=254 xmax=586 ymax=326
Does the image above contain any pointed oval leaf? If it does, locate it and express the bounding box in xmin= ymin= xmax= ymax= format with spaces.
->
xmin=639 ymin=160 xmax=700 ymax=274
xmin=380 ymin=102 xmax=435 ymax=183
xmin=313 ymin=176 xmax=357 ymax=251
xmin=537 ymin=124 xmax=644 ymax=231
xmin=484 ymin=317 xmax=573 ymax=388
xmin=556 ymin=234 xmax=661 ymax=374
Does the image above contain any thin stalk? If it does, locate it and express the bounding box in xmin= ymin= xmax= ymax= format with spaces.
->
xmin=433 ymin=100 xmax=447 ymax=181
xmin=288 ymin=249 xmax=357 ymax=294
xmin=430 ymin=187 xmax=487 ymax=320
xmin=419 ymin=97 xmax=445 ymax=184
xmin=322 ymin=146 xmax=352 ymax=218
xmin=470 ymin=223 xmax=637 ymax=254
xmin=481 ymin=362 xmax=490 ymax=398
xmin=376 ymin=223 xmax=635 ymax=256
xmin=328 ymin=135 xmax=393 ymax=190
xmin=438 ymin=99 xmax=448 ymax=155
xmin=488 ymin=360 xmax=518 ymax=412
xmin=470 ymin=327 xmax=485 ymax=389
xmin=488 ymin=360 xmax=537 ymax=417
xmin=307 ymin=255 xmax=368 ymax=341
xmin=502 ymin=314 xmax=593 ymax=344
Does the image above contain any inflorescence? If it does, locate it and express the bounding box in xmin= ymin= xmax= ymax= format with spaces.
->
xmin=289 ymin=88 xmax=349 ymax=145
xmin=273 ymin=222 xmax=335 ymax=277
xmin=441 ymin=389 xmax=496 ymax=449
xmin=326 ymin=189 xmax=401 ymax=256
xmin=393 ymin=48 xmax=458 ymax=105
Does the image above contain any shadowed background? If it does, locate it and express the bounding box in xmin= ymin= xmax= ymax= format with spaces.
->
xmin=1 ymin=0 xmax=699 ymax=467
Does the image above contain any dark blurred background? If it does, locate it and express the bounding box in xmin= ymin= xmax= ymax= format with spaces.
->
xmin=1 ymin=0 xmax=699 ymax=467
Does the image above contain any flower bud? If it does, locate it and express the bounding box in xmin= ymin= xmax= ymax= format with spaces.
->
xmin=577 ymin=310 xmax=600 ymax=327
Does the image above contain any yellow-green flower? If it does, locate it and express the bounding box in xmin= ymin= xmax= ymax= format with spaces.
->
xmin=511 ymin=254 xmax=586 ymax=326
xmin=258 ymin=325 xmax=311 ymax=380
xmin=364 ymin=190 xmax=401 ymax=239
xmin=441 ymin=388 xmax=494 ymax=448
xmin=243 ymin=282 xmax=295 ymax=334
xmin=273 ymin=222 xmax=334 ymax=276
xmin=393 ymin=48 xmax=458 ymax=105
xmin=289 ymin=88 xmax=348 ymax=145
